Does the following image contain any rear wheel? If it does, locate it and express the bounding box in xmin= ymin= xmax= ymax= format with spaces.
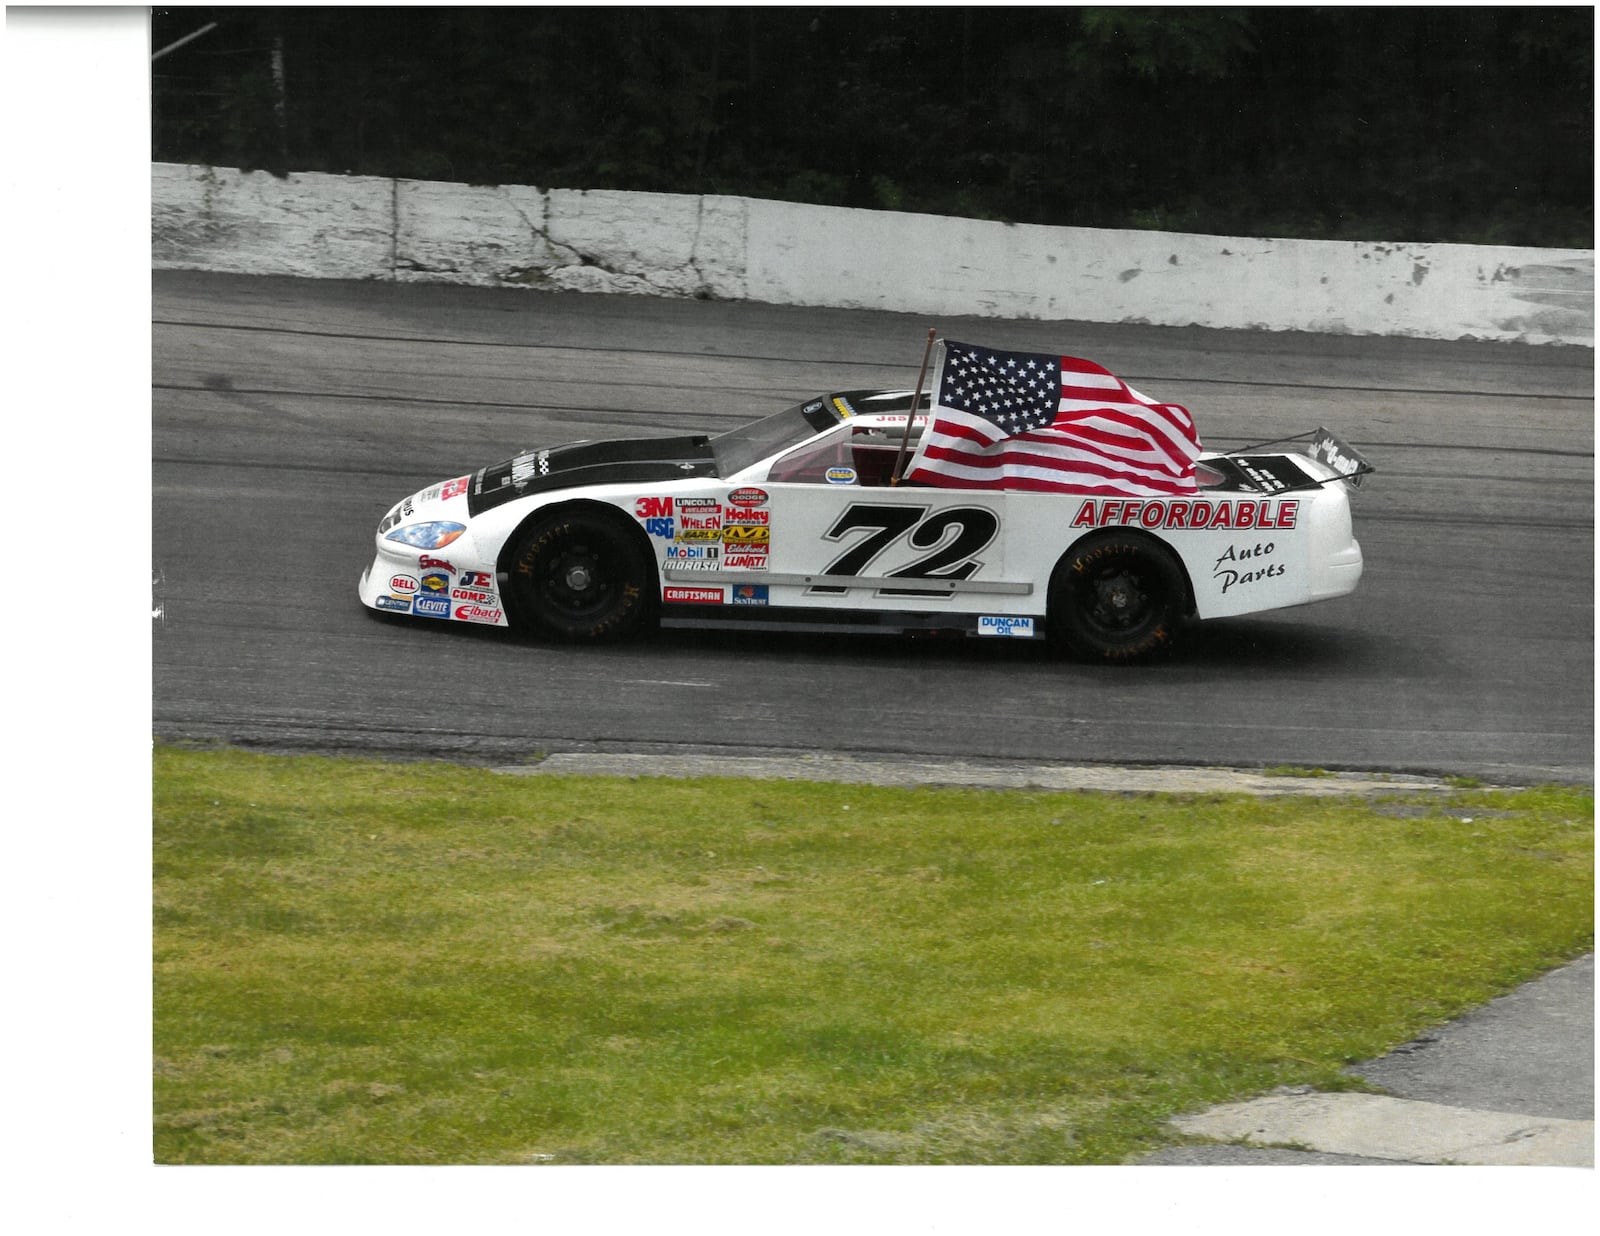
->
xmin=506 ymin=512 xmax=654 ymax=641
xmin=1051 ymin=532 xmax=1186 ymax=662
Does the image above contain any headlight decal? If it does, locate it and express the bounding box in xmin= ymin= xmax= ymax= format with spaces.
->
xmin=384 ymin=521 xmax=468 ymax=549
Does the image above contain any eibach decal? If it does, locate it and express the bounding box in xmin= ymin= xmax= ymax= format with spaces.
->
xmin=1071 ymin=498 xmax=1300 ymax=531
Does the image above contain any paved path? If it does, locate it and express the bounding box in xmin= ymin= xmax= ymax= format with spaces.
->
xmin=1145 ymin=954 xmax=1594 ymax=1166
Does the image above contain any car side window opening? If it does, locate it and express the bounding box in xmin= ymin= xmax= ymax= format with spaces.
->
xmin=765 ymin=423 xmax=923 ymax=486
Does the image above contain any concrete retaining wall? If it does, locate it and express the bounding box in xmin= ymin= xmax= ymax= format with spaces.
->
xmin=152 ymin=162 xmax=1593 ymax=346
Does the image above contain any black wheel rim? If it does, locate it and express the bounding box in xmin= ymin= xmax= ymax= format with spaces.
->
xmin=538 ymin=539 xmax=618 ymax=620
xmin=1076 ymin=563 xmax=1156 ymax=635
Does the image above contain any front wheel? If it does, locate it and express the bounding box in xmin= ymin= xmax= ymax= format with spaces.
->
xmin=505 ymin=512 xmax=654 ymax=641
xmin=1050 ymin=532 xmax=1187 ymax=663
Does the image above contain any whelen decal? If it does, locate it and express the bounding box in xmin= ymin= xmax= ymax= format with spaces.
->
xmin=664 ymin=586 xmax=724 ymax=604
xmin=1070 ymin=498 xmax=1300 ymax=531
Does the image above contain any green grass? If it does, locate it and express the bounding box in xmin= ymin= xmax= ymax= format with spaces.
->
xmin=153 ymin=746 xmax=1593 ymax=1165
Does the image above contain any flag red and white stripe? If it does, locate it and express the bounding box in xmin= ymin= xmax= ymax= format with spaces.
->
xmin=905 ymin=342 xmax=1203 ymax=495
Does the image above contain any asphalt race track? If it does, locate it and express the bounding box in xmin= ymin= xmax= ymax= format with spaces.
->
xmin=152 ymin=271 xmax=1594 ymax=784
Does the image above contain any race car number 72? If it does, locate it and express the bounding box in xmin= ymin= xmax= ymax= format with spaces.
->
xmin=814 ymin=503 xmax=1000 ymax=590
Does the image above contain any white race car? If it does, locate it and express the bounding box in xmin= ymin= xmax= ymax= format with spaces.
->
xmin=359 ymin=345 xmax=1370 ymax=662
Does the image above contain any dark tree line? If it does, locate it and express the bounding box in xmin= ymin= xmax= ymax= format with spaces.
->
xmin=152 ymin=7 xmax=1592 ymax=247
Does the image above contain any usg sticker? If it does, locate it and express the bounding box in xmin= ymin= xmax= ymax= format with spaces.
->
xmin=978 ymin=615 xmax=1035 ymax=638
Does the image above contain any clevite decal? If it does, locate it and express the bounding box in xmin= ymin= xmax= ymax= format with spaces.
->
xmin=414 ymin=595 xmax=451 ymax=619
xmin=1070 ymin=498 xmax=1301 ymax=531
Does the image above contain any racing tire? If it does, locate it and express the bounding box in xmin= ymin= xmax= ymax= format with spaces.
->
xmin=1050 ymin=532 xmax=1187 ymax=663
xmin=505 ymin=511 xmax=655 ymax=642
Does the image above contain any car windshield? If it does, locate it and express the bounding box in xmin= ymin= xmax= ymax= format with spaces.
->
xmin=709 ymin=398 xmax=840 ymax=476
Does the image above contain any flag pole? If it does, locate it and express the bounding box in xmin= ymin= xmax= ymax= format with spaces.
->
xmin=890 ymin=327 xmax=938 ymax=486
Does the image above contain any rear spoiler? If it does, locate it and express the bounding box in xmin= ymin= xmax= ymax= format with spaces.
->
xmin=1220 ymin=426 xmax=1375 ymax=491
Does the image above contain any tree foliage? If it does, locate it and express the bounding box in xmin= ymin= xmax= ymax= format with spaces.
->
xmin=151 ymin=6 xmax=1592 ymax=247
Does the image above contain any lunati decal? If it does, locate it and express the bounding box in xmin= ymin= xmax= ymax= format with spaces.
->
xmin=1071 ymin=498 xmax=1300 ymax=531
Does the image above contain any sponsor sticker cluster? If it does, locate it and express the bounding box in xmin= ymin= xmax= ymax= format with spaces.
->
xmin=377 ymin=554 xmax=505 ymax=624
xmin=636 ymin=490 xmax=774 ymax=573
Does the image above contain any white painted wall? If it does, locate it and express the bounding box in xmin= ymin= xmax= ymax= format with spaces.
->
xmin=152 ymin=162 xmax=1593 ymax=346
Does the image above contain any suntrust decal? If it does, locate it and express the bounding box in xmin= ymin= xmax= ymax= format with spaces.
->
xmin=1071 ymin=498 xmax=1300 ymax=531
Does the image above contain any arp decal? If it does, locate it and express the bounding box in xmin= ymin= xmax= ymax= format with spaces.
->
xmin=730 ymin=584 xmax=769 ymax=606
xmin=978 ymin=615 xmax=1034 ymax=637
xmin=1070 ymin=498 xmax=1300 ymax=531
xmin=1213 ymin=542 xmax=1286 ymax=594
xmin=664 ymin=586 xmax=724 ymax=604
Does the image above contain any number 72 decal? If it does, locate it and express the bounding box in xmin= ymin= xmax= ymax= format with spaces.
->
xmin=812 ymin=503 xmax=1000 ymax=594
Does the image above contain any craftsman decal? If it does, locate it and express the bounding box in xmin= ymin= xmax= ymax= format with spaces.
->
xmin=664 ymin=586 xmax=724 ymax=604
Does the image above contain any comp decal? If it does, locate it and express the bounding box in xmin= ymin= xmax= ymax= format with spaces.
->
xmin=1070 ymin=498 xmax=1300 ymax=531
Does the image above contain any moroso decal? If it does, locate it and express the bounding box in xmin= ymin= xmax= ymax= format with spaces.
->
xmin=728 ymin=487 xmax=768 ymax=507
xmin=664 ymin=586 xmax=724 ymax=604
xmin=1070 ymin=498 xmax=1301 ymax=531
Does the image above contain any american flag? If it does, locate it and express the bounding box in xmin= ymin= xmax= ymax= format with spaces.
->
xmin=904 ymin=340 xmax=1203 ymax=495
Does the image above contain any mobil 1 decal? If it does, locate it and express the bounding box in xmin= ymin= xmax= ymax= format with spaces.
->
xmin=811 ymin=502 xmax=998 ymax=596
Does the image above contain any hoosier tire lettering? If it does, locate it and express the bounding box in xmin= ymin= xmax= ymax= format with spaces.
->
xmin=1051 ymin=531 xmax=1187 ymax=663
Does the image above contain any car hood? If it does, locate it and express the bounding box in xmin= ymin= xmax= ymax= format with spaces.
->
xmin=467 ymin=434 xmax=720 ymax=516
